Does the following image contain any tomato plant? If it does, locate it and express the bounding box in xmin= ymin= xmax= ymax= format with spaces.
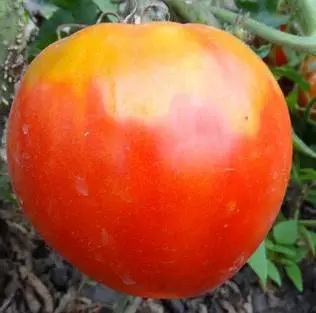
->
xmin=268 ymin=24 xmax=289 ymax=66
xmin=298 ymin=55 xmax=316 ymax=119
xmin=6 ymin=22 xmax=292 ymax=299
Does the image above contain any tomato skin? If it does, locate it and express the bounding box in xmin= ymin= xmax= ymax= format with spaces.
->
xmin=7 ymin=22 xmax=292 ymax=299
xmin=298 ymin=55 xmax=316 ymax=119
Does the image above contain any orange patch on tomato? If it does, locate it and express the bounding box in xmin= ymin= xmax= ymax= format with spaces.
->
xmin=21 ymin=22 xmax=279 ymax=137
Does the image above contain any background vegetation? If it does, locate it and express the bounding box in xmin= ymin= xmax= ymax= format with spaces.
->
xmin=1 ymin=0 xmax=316 ymax=312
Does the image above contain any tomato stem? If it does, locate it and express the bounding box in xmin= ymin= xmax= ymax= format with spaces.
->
xmin=164 ymin=0 xmax=221 ymax=28
xmin=300 ymin=220 xmax=316 ymax=227
xmin=287 ymin=0 xmax=316 ymax=36
xmin=209 ymin=6 xmax=316 ymax=53
xmin=164 ymin=0 xmax=316 ymax=54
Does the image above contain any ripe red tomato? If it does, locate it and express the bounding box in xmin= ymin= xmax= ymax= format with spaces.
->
xmin=267 ymin=25 xmax=288 ymax=66
xmin=298 ymin=55 xmax=316 ymax=119
xmin=6 ymin=22 xmax=292 ymax=299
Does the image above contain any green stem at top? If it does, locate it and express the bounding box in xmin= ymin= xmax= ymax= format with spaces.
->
xmin=287 ymin=0 xmax=316 ymax=36
xmin=164 ymin=0 xmax=316 ymax=54
xmin=165 ymin=0 xmax=221 ymax=28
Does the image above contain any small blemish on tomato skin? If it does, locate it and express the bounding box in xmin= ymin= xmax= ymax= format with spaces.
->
xmin=14 ymin=153 xmax=21 ymax=166
xmin=22 ymin=124 xmax=29 ymax=135
xmin=223 ymin=168 xmax=235 ymax=172
xmin=227 ymin=201 xmax=236 ymax=213
xmin=101 ymin=228 xmax=109 ymax=245
xmin=222 ymin=253 xmax=248 ymax=277
xmin=21 ymin=152 xmax=30 ymax=160
xmin=120 ymin=272 xmax=137 ymax=286
xmin=75 ymin=176 xmax=89 ymax=196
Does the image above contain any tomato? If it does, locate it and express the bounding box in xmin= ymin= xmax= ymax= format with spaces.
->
xmin=267 ymin=25 xmax=288 ymax=66
xmin=298 ymin=55 xmax=316 ymax=119
xmin=6 ymin=22 xmax=292 ymax=299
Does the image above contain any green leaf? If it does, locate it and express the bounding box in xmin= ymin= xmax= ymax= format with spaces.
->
xmin=92 ymin=0 xmax=119 ymax=22
xmin=253 ymin=43 xmax=271 ymax=59
xmin=285 ymin=264 xmax=303 ymax=292
xmin=28 ymin=0 xmax=103 ymax=60
xmin=293 ymin=131 xmax=316 ymax=159
xmin=308 ymin=230 xmax=316 ymax=246
xmin=299 ymin=225 xmax=315 ymax=255
xmin=0 ymin=174 xmax=11 ymax=200
xmin=307 ymin=188 xmax=316 ymax=206
xmin=261 ymin=0 xmax=279 ymax=12
xmin=92 ymin=0 xmax=118 ymax=13
xmin=267 ymin=260 xmax=282 ymax=287
xmin=286 ymin=89 xmax=299 ymax=113
xmin=272 ymin=66 xmax=311 ymax=91
xmin=298 ymin=168 xmax=316 ymax=181
xmin=235 ymin=0 xmax=290 ymax=27
xmin=48 ymin=0 xmax=74 ymax=9
xmin=291 ymin=246 xmax=309 ymax=263
xmin=291 ymin=162 xmax=301 ymax=184
xmin=300 ymin=219 xmax=316 ymax=228
xmin=27 ymin=8 xmax=75 ymax=59
xmin=247 ymin=241 xmax=268 ymax=286
xmin=266 ymin=240 xmax=296 ymax=257
xmin=235 ymin=0 xmax=258 ymax=12
xmin=277 ymin=257 xmax=296 ymax=266
xmin=49 ymin=0 xmax=100 ymax=20
xmin=273 ymin=220 xmax=298 ymax=245
xmin=236 ymin=0 xmax=279 ymax=14
xmin=54 ymin=0 xmax=100 ymax=24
